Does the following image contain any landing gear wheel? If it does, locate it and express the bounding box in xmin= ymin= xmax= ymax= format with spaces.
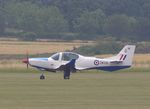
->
xmin=40 ymin=74 xmax=45 ymax=80
xmin=64 ymin=76 xmax=70 ymax=80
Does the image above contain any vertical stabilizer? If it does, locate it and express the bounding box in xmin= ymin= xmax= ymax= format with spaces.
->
xmin=117 ymin=45 xmax=136 ymax=66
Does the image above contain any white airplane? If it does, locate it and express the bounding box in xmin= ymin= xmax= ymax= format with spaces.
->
xmin=22 ymin=45 xmax=135 ymax=79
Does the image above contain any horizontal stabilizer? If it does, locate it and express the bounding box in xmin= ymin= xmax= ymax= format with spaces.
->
xmin=110 ymin=60 xmax=123 ymax=64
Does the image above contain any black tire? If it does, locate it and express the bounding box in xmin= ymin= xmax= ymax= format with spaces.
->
xmin=40 ymin=74 xmax=45 ymax=80
xmin=64 ymin=76 xmax=70 ymax=80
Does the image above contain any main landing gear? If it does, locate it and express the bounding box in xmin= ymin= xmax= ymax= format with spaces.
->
xmin=64 ymin=76 xmax=70 ymax=80
xmin=40 ymin=74 xmax=45 ymax=80
xmin=39 ymin=72 xmax=70 ymax=80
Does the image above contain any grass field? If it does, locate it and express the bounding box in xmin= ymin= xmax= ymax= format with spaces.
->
xmin=0 ymin=41 xmax=91 ymax=55
xmin=0 ymin=70 xmax=150 ymax=109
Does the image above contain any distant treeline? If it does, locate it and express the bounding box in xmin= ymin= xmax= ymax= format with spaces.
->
xmin=0 ymin=0 xmax=150 ymax=41
xmin=73 ymin=39 xmax=150 ymax=55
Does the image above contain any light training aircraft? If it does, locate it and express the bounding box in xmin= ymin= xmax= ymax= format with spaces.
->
xmin=22 ymin=45 xmax=136 ymax=79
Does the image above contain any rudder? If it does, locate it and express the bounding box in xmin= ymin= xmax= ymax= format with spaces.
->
xmin=117 ymin=45 xmax=136 ymax=66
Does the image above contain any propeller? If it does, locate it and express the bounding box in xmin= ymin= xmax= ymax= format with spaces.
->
xmin=22 ymin=50 xmax=29 ymax=69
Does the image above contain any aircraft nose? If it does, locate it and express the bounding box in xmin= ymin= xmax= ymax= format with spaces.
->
xmin=22 ymin=58 xmax=28 ymax=64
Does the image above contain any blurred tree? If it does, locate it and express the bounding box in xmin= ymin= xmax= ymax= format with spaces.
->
xmin=6 ymin=2 xmax=41 ymax=32
xmin=5 ymin=2 xmax=68 ymax=37
xmin=38 ymin=7 xmax=68 ymax=34
xmin=2 ymin=0 xmax=150 ymax=41
xmin=142 ymin=1 xmax=150 ymax=18
xmin=0 ymin=12 xmax=5 ymax=35
xmin=0 ymin=0 xmax=5 ymax=35
xmin=74 ymin=9 xmax=105 ymax=35
xmin=103 ymin=14 xmax=137 ymax=39
xmin=52 ymin=0 xmax=102 ymax=31
xmin=135 ymin=17 xmax=150 ymax=40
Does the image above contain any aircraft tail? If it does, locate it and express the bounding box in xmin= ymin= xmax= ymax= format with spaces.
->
xmin=116 ymin=45 xmax=136 ymax=66
xmin=107 ymin=45 xmax=136 ymax=66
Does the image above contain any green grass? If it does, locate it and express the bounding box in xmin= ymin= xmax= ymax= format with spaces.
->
xmin=0 ymin=69 xmax=150 ymax=109
xmin=116 ymin=67 xmax=150 ymax=72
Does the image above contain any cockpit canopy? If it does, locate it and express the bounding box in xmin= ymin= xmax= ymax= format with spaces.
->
xmin=51 ymin=53 xmax=60 ymax=60
xmin=51 ymin=52 xmax=79 ymax=61
xmin=62 ymin=52 xmax=79 ymax=61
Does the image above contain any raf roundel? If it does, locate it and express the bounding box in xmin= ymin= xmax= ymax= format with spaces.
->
xmin=94 ymin=60 xmax=99 ymax=65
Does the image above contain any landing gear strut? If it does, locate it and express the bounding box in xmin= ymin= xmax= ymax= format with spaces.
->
xmin=40 ymin=74 xmax=45 ymax=80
